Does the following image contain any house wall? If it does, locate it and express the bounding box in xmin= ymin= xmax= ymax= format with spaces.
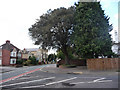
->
xmin=22 ymin=54 xmax=29 ymax=60
xmin=2 ymin=49 xmax=10 ymax=66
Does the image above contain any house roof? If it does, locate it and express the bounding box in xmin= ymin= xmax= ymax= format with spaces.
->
xmin=0 ymin=40 xmax=20 ymax=51
xmin=25 ymin=48 xmax=39 ymax=52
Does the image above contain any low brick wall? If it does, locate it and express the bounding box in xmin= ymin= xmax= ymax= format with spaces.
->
xmin=57 ymin=59 xmax=86 ymax=66
xmin=87 ymin=58 xmax=120 ymax=70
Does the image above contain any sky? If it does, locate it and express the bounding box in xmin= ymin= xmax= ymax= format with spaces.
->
xmin=0 ymin=0 xmax=119 ymax=54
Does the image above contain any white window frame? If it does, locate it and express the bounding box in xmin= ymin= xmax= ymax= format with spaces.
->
xmin=11 ymin=52 xmax=17 ymax=57
xmin=0 ymin=58 xmax=2 ymax=65
xmin=10 ymin=58 xmax=16 ymax=64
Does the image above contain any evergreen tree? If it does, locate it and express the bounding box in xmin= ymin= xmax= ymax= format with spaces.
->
xmin=72 ymin=2 xmax=113 ymax=58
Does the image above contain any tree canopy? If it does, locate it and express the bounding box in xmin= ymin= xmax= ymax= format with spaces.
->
xmin=29 ymin=7 xmax=75 ymax=64
xmin=72 ymin=2 xmax=113 ymax=58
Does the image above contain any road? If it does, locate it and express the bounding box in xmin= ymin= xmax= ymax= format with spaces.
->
xmin=0 ymin=64 xmax=119 ymax=89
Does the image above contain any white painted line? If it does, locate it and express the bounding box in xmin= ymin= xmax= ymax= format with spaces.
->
xmin=94 ymin=80 xmax=112 ymax=83
xmin=93 ymin=78 xmax=106 ymax=82
xmin=78 ymin=77 xmax=103 ymax=78
xmin=21 ymin=85 xmax=46 ymax=88
xmin=0 ymin=77 xmax=55 ymax=88
xmin=21 ymin=77 xmax=77 ymax=89
xmin=45 ymin=77 xmax=77 ymax=85
xmin=71 ymin=82 xmax=86 ymax=84
xmin=71 ymin=78 xmax=112 ymax=85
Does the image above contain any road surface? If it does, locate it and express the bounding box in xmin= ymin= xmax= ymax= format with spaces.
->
xmin=0 ymin=64 xmax=119 ymax=89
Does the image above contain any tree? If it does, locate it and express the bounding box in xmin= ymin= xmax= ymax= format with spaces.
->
xmin=72 ymin=2 xmax=113 ymax=58
xmin=29 ymin=56 xmax=37 ymax=65
xmin=48 ymin=54 xmax=57 ymax=63
xmin=29 ymin=7 xmax=75 ymax=65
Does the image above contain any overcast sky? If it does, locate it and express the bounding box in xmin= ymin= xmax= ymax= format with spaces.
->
xmin=0 ymin=0 xmax=119 ymax=54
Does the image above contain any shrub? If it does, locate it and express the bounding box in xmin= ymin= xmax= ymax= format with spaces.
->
xmin=16 ymin=59 xmax=23 ymax=65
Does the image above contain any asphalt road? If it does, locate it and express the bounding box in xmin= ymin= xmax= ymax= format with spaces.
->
xmin=0 ymin=64 xmax=119 ymax=89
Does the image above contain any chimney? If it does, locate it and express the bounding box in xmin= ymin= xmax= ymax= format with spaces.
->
xmin=6 ymin=40 xmax=10 ymax=44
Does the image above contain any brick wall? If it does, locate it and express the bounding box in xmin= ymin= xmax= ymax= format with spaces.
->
xmin=57 ymin=59 xmax=86 ymax=66
xmin=2 ymin=49 xmax=10 ymax=66
xmin=87 ymin=58 xmax=120 ymax=70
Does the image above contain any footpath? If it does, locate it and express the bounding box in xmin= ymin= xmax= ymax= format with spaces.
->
xmin=0 ymin=64 xmax=118 ymax=76
xmin=41 ymin=64 xmax=118 ymax=76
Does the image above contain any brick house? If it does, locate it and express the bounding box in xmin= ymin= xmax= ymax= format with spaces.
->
xmin=0 ymin=40 xmax=22 ymax=66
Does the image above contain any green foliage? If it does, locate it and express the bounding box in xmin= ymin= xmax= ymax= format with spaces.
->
xmin=26 ymin=60 xmax=31 ymax=65
xmin=16 ymin=59 xmax=23 ymax=65
xmin=72 ymin=2 xmax=114 ymax=58
xmin=29 ymin=7 xmax=75 ymax=64
xmin=23 ymin=60 xmax=31 ymax=66
xmin=29 ymin=56 xmax=38 ymax=65
xmin=48 ymin=54 xmax=57 ymax=62
xmin=57 ymin=50 xmax=65 ymax=60
xmin=57 ymin=47 xmax=78 ymax=60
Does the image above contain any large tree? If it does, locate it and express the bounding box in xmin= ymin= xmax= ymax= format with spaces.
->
xmin=29 ymin=7 xmax=75 ymax=64
xmin=72 ymin=2 xmax=113 ymax=58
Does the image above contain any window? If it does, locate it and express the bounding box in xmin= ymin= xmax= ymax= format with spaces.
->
xmin=11 ymin=52 xmax=16 ymax=57
xmin=0 ymin=58 xmax=2 ymax=65
xmin=10 ymin=59 xmax=16 ymax=64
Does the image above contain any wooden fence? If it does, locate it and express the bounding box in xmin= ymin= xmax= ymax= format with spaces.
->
xmin=87 ymin=58 xmax=120 ymax=70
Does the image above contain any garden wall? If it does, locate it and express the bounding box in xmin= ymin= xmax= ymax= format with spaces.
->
xmin=57 ymin=59 xmax=86 ymax=66
xmin=87 ymin=58 xmax=120 ymax=70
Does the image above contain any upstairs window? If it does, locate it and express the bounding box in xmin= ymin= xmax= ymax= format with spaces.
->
xmin=11 ymin=52 xmax=16 ymax=57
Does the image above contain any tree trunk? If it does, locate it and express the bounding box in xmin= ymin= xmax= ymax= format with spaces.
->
xmin=62 ymin=46 xmax=70 ymax=65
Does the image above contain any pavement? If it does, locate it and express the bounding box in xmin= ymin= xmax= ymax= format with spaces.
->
xmin=40 ymin=64 xmax=119 ymax=76
xmin=0 ymin=66 xmax=28 ymax=73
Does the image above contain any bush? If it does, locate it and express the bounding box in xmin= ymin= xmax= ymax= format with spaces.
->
xmin=29 ymin=56 xmax=38 ymax=65
xmin=26 ymin=60 xmax=31 ymax=65
xmin=16 ymin=59 xmax=23 ymax=65
xmin=23 ymin=60 xmax=31 ymax=66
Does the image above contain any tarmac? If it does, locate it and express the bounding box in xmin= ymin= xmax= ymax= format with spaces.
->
xmin=40 ymin=64 xmax=119 ymax=76
xmin=0 ymin=64 xmax=119 ymax=76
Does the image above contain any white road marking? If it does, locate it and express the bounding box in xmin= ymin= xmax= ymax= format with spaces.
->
xmin=93 ymin=78 xmax=106 ymax=82
xmin=77 ymin=77 xmax=104 ymax=78
xmin=21 ymin=77 xmax=77 ymax=88
xmin=45 ymin=77 xmax=77 ymax=85
xmin=71 ymin=78 xmax=112 ymax=84
xmin=0 ymin=77 xmax=55 ymax=88
xmin=95 ymin=80 xmax=113 ymax=83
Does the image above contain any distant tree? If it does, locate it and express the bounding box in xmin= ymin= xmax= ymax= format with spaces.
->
xmin=29 ymin=7 xmax=75 ymax=64
xmin=29 ymin=56 xmax=37 ymax=65
xmin=72 ymin=2 xmax=113 ymax=58
xmin=48 ymin=54 xmax=57 ymax=63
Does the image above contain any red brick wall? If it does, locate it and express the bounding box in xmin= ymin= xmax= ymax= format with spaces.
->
xmin=87 ymin=58 xmax=120 ymax=70
xmin=2 ymin=49 xmax=10 ymax=66
xmin=57 ymin=59 xmax=86 ymax=66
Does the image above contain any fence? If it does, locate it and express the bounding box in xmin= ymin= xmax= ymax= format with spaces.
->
xmin=87 ymin=58 xmax=120 ymax=70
